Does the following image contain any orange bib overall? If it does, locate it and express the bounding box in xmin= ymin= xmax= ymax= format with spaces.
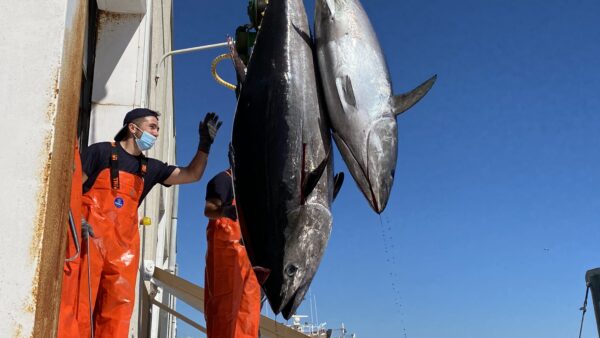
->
xmin=57 ymin=141 xmax=83 ymax=337
xmin=76 ymin=145 xmax=145 ymax=337
xmin=205 ymin=198 xmax=261 ymax=338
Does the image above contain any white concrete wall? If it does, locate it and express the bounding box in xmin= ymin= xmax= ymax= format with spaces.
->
xmin=0 ymin=0 xmax=78 ymax=336
xmin=98 ymin=0 xmax=146 ymax=14
xmin=89 ymin=11 xmax=145 ymax=143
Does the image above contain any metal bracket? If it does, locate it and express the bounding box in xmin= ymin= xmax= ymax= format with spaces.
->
xmin=143 ymin=259 xmax=156 ymax=281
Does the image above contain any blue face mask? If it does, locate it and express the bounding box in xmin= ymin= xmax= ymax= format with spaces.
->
xmin=133 ymin=125 xmax=156 ymax=151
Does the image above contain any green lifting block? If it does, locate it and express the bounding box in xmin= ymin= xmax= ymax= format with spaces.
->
xmin=247 ymin=0 xmax=268 ymax=29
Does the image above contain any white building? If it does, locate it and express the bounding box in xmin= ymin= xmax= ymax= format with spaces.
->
xmin=0 ymin=0 xmax=178 ymax=336
xmin=0 ymin=0 xmax=316 ymax=336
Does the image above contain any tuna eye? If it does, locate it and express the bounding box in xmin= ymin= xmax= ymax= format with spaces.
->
xmin=285 ymin=264 xmax=298 ymax=276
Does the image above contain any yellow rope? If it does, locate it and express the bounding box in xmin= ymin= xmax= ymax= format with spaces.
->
xmin=211 ymin=54 xmax=237 ymax=91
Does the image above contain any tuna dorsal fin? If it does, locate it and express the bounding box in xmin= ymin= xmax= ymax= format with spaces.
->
xmin=333 ymin=172 xmax=344 ymax=201
xmin=392 ymin=74 xmax=437 ymax=117
xmin=301 ymin=148 xmax=331 ymax=203
xmin=336 ymin=75 xmax=357 ymax=108
xmin=227 ymin=36 xmax=246 ymax=84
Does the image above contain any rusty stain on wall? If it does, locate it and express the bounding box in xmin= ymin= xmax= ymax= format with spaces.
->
xmin=30 ymin=70 xmax=58 ymax=264
xmin=20 ymin=65 xmax=58 ymax=336
xmin=44 ymin=70 xmax=60 ymax=122
xmin=12 ymin=322 xmax=23 ymax=338
xmin=96 ymin=10 xmax=141 ymax=38
xmin=26 ymin=135 xmax=52 ymax=307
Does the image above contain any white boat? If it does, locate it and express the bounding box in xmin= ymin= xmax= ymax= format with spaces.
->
xmin=287 ymin=315 xmax=356 ymax=338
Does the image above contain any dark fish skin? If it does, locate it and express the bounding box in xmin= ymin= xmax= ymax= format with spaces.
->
xmin=231 ymin=0 xmax=335 ymax=319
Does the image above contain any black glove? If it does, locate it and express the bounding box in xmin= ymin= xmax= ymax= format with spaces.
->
xmin=198 ymin=112 xmax=222 ymax=154
xmin=221 ymin=204 xmax=238 ymax=221
xmin=81 ymin=218 xmax=95 ymax=240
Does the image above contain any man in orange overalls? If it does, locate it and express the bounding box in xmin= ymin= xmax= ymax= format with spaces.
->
xmin=59 ymin=108 xmax=221 ymax=338
xmin=204 ymin=168 xmax=261 ymax=338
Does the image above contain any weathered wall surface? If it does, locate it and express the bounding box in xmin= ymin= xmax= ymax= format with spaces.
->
xmin=97 ymin=0 xmax=146 ymax=14
xmin=88 ymin=11 xmax=144 ymax=143
xmin=0 ymin=0 xmax=86 ymax=336
xmin=0 ymin=0 xmax=176 ymax=336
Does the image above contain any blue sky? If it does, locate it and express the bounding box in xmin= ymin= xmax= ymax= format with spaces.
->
xmin=170 ymin=0 xmax=600 ymax=337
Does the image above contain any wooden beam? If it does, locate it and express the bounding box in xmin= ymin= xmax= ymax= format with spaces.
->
xmin=153 ymin=266 xmax=204 ymax=312
xmin=151 ymin=267 xmax=309 ymax=338
xmin=150 ymin=298 xmax=206 ymax=333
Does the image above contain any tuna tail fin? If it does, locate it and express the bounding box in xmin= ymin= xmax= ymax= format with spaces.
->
xmin=392 ymin=74 xmax=437 ymax=117
xmin=301 ymin=147 xmax=331 ymax=203
xmin=333 ymin=172 xmax=345 ymax=201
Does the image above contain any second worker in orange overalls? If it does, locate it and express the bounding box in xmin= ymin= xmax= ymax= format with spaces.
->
xmin=204 ymin=168 xmax=261 ymax=338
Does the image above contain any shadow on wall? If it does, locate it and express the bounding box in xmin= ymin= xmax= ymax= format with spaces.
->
xmin=92 ymin=11 xmax=143 ymax=102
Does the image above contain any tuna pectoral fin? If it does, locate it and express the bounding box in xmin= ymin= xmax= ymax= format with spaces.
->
xmin=252 ymin=266 xmax=271 ymax=285
xmin=336 ymin=75 xmax=357 ymax=108
xmin=333 ymin=172 xmax=345 ymax=201
xmin=302 ymin=150 xmax=331 ymax=202
xmin=393 ymin=74 xmax=437 ymax=116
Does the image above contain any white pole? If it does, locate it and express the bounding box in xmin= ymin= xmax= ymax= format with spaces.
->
xmin=154 ymin=41 xmax=229 ymax=83
xmin=140 ymin=0 xmax=153 ymax=108
xmin=168 ymin=185 xmax=179 ymax=338
xmin=309 ymin=291 xmax=314 ymax=327
xmin=314 ymin=294 xmax=319 ymax=327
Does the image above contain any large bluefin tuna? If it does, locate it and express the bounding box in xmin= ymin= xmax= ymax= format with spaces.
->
xmin=315 ymin=0 xmax=436 ymax=213
xmin=231 ymin=0 xmax=344 ymax=319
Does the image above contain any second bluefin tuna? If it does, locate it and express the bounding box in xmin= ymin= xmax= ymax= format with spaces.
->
xmin=315 ymin=0 xmax=436 ymax=213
